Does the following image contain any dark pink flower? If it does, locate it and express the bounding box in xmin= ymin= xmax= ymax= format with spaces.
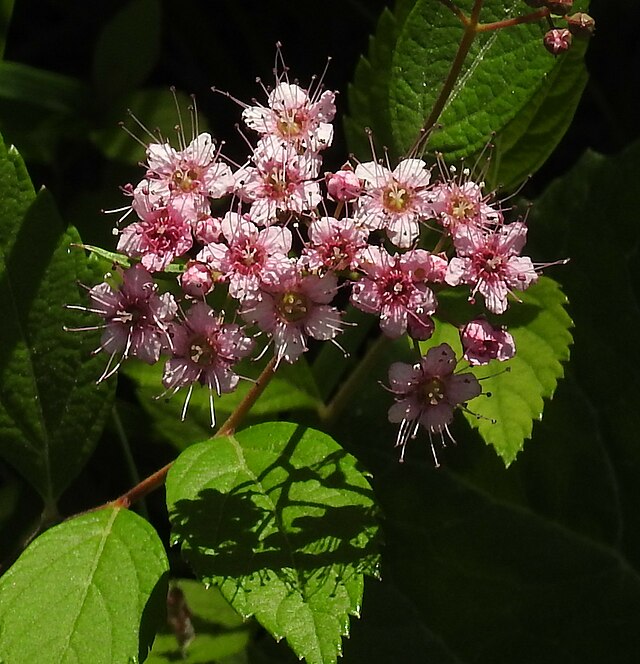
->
xmin=163 ymin=302 xmax=254 ymax=425
xmin=88 ymin=265 xmax=177 ymax=379
xmin=460 ymin=319 xmax=515 ymax=366
xmin=387 ymin=343 xmax=481 ymax=463
xmin=301 ymin=216 xmax=368 ymax=273
xmin=351 ymin=246 xmax=442 ymax=339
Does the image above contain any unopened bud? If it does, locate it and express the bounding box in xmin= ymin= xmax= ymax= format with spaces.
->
xmin=180 ymin=261 xmax=214 ymax=297
xmin=545 ymin=0 xmax=572 ymax=15
xmin=543 ymin=28 xmax=572 ymax=55
xmin=566 ymin=12 xmax=595 ymax=39
xmin=326 ymin=168 xmax=362 ymax=202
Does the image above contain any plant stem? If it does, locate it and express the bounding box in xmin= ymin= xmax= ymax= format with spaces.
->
xmin=413 ymin=0 xmax=485 ymax=154
xmin=477 ymin=8 xmax=549 ymax=32
xmin=112 ymin=356 xmax=278 ymax=510
xmin=322 ymin=334 xmax=390 ymax=425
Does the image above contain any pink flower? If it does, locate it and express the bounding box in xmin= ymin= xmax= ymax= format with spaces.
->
xmin=351 ymin=246 xmax=442 ymax=339
xmin=430 ymin=180 xmax=501 ymax=234
xmin=355 ymin=159 xmax=433 ymax=248
xmin=240 ymin=266 xmax=343 ymax=364
xmin=445 ymin=221 xmax=537 ymax=314
xmin=460 ymin=318 xmax=516 ymax=366
xmin=118 ymin=201 xmax=192 ymax=272
xmin=144 ymin=132 xmax=234 ymax=212
xmin=301 ymin=216 xmax=368 ymax=273
xmin=197 ymin=212 xmax=292 ymax=300
xmin=326 ymin=168 xmax=362 ymax=202
xmin=242 ymin=82 xmax=336 ymax=151
xmin=235 ymin=140 xmax=321 ymax=225
xmin=88 ymin=265 xmax=177 ymax=378
xmin=387 ymin=343 xmax=481 ymax=463
xmin=180 ymin=261 xmax=215 ymax=298
xmin=163 ymin=302 xmax=254 ymax=424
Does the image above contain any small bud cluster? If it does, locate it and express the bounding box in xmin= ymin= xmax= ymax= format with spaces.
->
xmin=77 ymin=55 xmax=550 ymax=460
xmin=526 ymin=0 xmax=595 ymax=56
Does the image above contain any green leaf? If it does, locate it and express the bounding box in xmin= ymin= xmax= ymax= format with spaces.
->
xmin=0 ymin=0 xmax=15 ymax=60
xmin=92 ymin=87 xmax=209 ymax=165
xmin=0 ymin=136 xmax=115 ymax=503
xmin=430 ymin=277 xmax=573 ymax=465
xmin=92 ymin=0 xmax=162 ymax=102
xmin=122 ymin=357 xmax=322 ymax=451
xmin=389 ymin=0 xmax=586 ymax=157
xmin=165 ymin=422 xmax=380 ymax=664
xmin=486 ymin=37 xmax=588 ymax=190
xmin=147 ymin=579 xmax=252 ymax=663
xmin=344 ymin=1 xmax=415 ymax=159
xmin=0 ymin=506 xmax=169 ymax=664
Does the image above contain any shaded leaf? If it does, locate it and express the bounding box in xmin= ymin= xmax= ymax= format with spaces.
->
xmin=0 ymin=136 xmax=115 ymax=503
xmin=166 ymin=422 xmax=380 ymax=664
xmin=0 ymin=507 xmax=169 ymax=664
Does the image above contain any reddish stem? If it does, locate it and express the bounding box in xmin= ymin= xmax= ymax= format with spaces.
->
xmin=112 ymin=356 xmax=278 ymax=510
xmin=477 ymin=8 xmax=550 ymax=32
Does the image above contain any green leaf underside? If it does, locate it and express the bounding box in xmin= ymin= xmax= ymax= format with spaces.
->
xmin=431 ymin=277 xmax=573 ymax=465
xmin=146 ymin=579 xmax=252 ymax=664
xmin=0 ymin=135 xmax=115 ymax=502
xmin=122 ymin=357 xmax=322 ymax=451
xmin=165 ymin=422 xmax=380 ymax=664
xmin=0 ymin=507 xmax=169 ymax=664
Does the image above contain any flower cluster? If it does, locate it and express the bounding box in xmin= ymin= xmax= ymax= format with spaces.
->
xmin=78 ymin=59 xmax=547 ymax=461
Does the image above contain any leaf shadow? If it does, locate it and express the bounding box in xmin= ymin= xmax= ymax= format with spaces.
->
xmin=169 ymin=425 xmax=380 ymax=591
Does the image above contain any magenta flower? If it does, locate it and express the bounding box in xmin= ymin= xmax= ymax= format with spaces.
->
xmin=351 ymin=246 xmax=444 ymax=339
xmin=354 ymin=158 xmax=433 ymax=248
xmin=241 ymin=266 xmax=343 ymax=364
xmin=118 ymin=201 xmax=192 ymax=272
xmin=88 ymin=265 xmax=177 ymax=379
xmin=197 ymin=212 xmax=292 ymax=300
xmin=387 ymin=343 xmax=481 ymax=463
xmin=445 ymin=221 xmax=538 ymax=314
xmin=460 ymin=318 xmax=516 ymax=366
xmin=162 ymin=302 xmax=254 ymax=425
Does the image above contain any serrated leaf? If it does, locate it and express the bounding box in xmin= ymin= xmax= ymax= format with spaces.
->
xmin=165 ymin=422 xmax=380 ymax=664
xmin=147 ymin=579 xmax=252 ymax=663
xmin=0 ymin=506 xmax=169 ymax=664
xmin=429 ymin=277 xmax=572 ymax=465
xmin=0 ymin=136 xmax=115 ymax=503
xmin=122 ymin=357 xmax=322 ymax=450
xmin=92 ymin=0 xmax=162 ymax=102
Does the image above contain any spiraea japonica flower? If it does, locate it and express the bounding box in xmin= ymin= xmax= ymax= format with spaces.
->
xmin=387 ymin=343 xmax=481 ymax=464
xmin=86 ymin=265 xmax=177 ymax=380
xmin=240 ymin=265 xmax=343 ymax=365
xmin=445 ymin=221 xmax=538 ymax=314
xmin=460 ymin=318 xmax=516 ymax=366
xmin=162 ymin=302 xmax=254 ymax=424
xmin=351 ymin=246 xmax=446 ymax=339
xmin=301 ymin=216 xmax=368 ymax=273
xmin=355 ymin=158 xmax=434 ymax=248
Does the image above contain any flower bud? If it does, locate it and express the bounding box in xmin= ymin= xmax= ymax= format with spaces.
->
xmin=545 ymin=0 xmax=572 ymax=15
xmin=180 ymin=261 xmax=214 ymax=297
xmin=543 ymin=28 xmax=572 ymax=55
xmin=566 ymin=12 xmax=595 ymax=39
xmin=326 ymin=168 xmax=362 ymax=202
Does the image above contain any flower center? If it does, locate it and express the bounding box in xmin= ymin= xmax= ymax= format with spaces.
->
xmin=449 ymin=194 xmax=476 ymax=220
xmin=421 ymin=377 xmax=445 ymax=406
xmin=383 ymin=183 xmax=411 ymax=212
xmin=172 ymin=168 xmax=200 ymax=192
xmin=189 ymin=335 xmax=216 ymax=366
xmin=276 ymin=291 xmax=308 ymax=323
